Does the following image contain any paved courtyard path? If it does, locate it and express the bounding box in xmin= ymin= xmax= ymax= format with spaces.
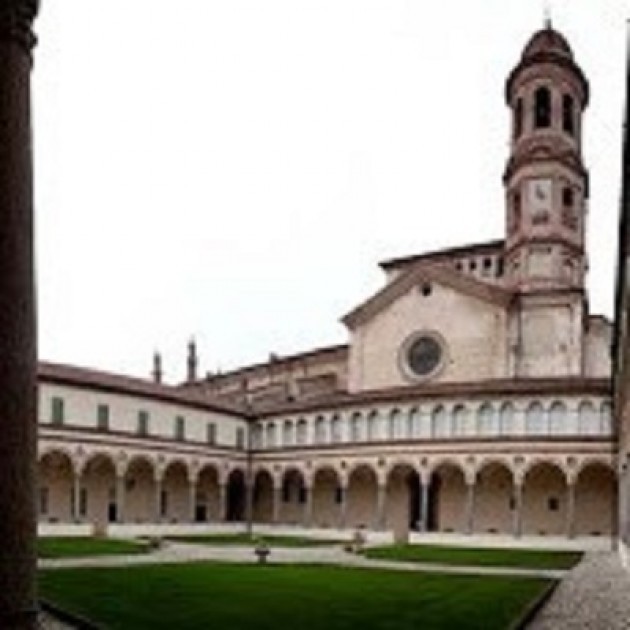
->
xmin=39 ymin=540 xmax=565 ymax=579
xmin=527 ymin=552 xmax=630 ymax=630
xmin=38 ymin=611 xmax=76 ymax=629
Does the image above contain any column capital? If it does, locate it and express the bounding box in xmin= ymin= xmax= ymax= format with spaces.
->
xmin=0 ymin=1 xmax=40 ymax=53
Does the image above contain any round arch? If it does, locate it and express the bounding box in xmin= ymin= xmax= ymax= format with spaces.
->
xmin=161 ymin=460 xmax=190 ymax=523
xmin=427 ymin=461 xmax=467 ymax=533
xmin=385 ymin=463 xmax=421 ymax=532
xmin=195 ymin=463 xmax=222 ymax=523
xmin=311 ymin=465 xmax=342 ymax=528
xmin=574 ymin=461 xmax=616 ymax=536
xmin=124 ymin=455 xmax=157 ymax=523
xmin=346 ymin=463 xmax=378 ymax=529
xmin=522 ymin=461 xmax=567 ymax=535
xmin=474 ymin=461 xmax=514 ymax=534
xmin=81 ymin=452 xmax=117 ymax=525
xmin=279 ymin=467 xmax=306 ymax=525
xmin=252 ymin=468 xmax=274 ymax=524
xmin=38 ymin=449 xmax=75 ymax=523
xmin=226 ymin=468 xmax=246 ymax=522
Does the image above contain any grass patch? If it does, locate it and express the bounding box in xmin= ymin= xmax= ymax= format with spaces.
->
xmin=39 ymin=562 xmax=551 ymax=630
xmin=167 ymin=533 xmax=344 ymax=547
xmin=363 ymin=544 xmax=582 ymax=570
xmin=38 ymin=537 xmax=150 ymax=559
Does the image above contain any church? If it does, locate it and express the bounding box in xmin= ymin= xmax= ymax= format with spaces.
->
xmin=38 ymin=24 xmax=620 ymax=542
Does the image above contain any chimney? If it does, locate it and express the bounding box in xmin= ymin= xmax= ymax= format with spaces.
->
xmin=187 ymin=339 xmax=198 ymax=383
xmin=152 ymin=352 xmax=163 ymax=384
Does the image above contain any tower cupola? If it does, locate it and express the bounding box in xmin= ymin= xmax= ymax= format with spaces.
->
xmin=503 ymin=24 xmax=589 ymax=293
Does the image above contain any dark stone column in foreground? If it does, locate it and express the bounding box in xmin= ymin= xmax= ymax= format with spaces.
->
xmin=0 ymin=2 xmax=40 ymax=628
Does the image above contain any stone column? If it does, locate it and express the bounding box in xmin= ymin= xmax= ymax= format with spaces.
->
xmin=154 ymin=477 xmax=163 ymax=523
xmin=219 ymin=484 xmax=228 ymax=522
xmin=244 ymin=480 xmax=254 ymax=532
xmin=375 ymin=483 xmax=386 ymax=530
xmin=565 ymin=480 xmax=576 ymax=539
xmin=418 ymin=480 xmax=429 ymax=532
xmin=465 ymin=481 xmax=475 ymax=535
xmin=189 ymin=480 xmax=197 ymax=524
xmin=339 ymin=486 xmax=348 ymax=529
xmin=303 ymin=485 xmax=313 ymax=527
xmin=513 ymin=482 xmax=523 ymax=538
xmin=72 ymin=470 xmax=83 ymax=523
xmin=272 ymin=484 xmax=281 ymax=524
xmin=115 ymin=474 xmax=125 ymax=524
xmin=0 ymin=2 xmax=40 ymax=627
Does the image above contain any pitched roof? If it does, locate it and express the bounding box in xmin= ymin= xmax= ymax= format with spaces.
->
xmin=38 ymin=361 xmax=247 ymax=418
xmin=257 ymin=376 xmax=611 ymax=417
xmin=342 ymin=261 xmax=514 ymax=330
xmin=182 ymin=344 xmax=349 ymax=386
xmin=379 ymin=239 xmax=504 ymax=272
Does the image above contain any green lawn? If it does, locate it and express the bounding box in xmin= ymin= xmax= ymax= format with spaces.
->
xmin=39 ymin=563 xmax=551 ymax=630
xmin=363 ymin=544 xmax=582 ymax=570
xmin=167 ymin=533 xmax=345 ymax=547
xmin=38 ymin=537 xmax=150 ymax=559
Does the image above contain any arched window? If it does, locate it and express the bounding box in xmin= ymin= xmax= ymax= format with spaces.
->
xmin=367 ymin=411 xmax=380 ymax=441
xmin=512 ymin=191 xmax=522 ymax=230
xmin=452 ymin=405 xmax=468 ymax=436
xmin=600 ymin=402 xmax=613 ymax=435
xmin=562 ymin=186 xmax=574 ymax=208
xmin=514 ymin=97 xmax=524 ymax=138
xmin=282 ymin=420 xmax=294 ymax=446
xmin=252 ymin=424 xmax=263 ymax=449
xmin=296 ymin=419 xmax=308 ymax=445
xmin=549 ymin=402 xmax=567 ymax=435
xmin=331 ymin=415 xmax=342 ymax=443
xmin=350 ymin=412 xmax=362 ymax=442
xmin=578 ymin=401 xmax=597 ymax=435
xmin=562 ymin=94 xmax=575 ymax=135
xmin=477 ymin=403 xmax=497 ymax=436
xmin=525 ymin=402 xmax=546 ymax=434
xmin=265 ymin=423 xmax=277 ymax=448
xmin=499 ymin=402 xmax=514 ymax=436
xmin=534 ymin=86 xmax=551 ymax=129
xmin=431 ymin=405 xmax=449 ymax=438
xmin=314 ymin=416 xmax=326 ymax=445
xmin=388 ymin=409 xmax=401 ymax=440
xmin=407 ymin=408 xmax=419 ymax=439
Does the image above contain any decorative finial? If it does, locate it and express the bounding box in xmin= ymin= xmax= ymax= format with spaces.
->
xmin=152 ymin=351 xmax=163 ymax=384
xmin=187 ymin=338 xmax=198 ymax=383
xmin=543 ymin=1 xmax=552 ymax=29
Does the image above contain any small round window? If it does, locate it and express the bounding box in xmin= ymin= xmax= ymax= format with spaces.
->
xmin=406 ymin=335 xmax=443 ymax=378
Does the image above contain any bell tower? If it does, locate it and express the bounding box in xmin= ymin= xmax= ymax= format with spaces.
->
xmin=504 ymin=24 xmax=591 ymax=378
xmin=504 ymin=23 xmax=589 ymax=293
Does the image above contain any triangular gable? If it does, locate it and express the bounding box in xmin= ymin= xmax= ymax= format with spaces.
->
xmin=342 ymin=261 xmax=514 ymax=330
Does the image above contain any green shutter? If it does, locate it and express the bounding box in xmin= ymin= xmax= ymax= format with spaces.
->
xmin=51 ymin=397 xmax=64 ymax=425
xmin=97 ymin=404 xmax=109 ymax=430
xmin=138 ymin=410 xmax=149 ymax=436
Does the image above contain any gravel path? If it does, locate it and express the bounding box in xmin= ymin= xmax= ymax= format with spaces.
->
xmin=38 ymin=611 xmax=76 ymax=629
xmin=527 ymin=552 xmax=630 ymax=630
xmin=39 ymin=541 xmax=565 ymax=579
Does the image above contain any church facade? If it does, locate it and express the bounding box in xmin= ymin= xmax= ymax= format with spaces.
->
xmin=38 ymin=26 xmax=621 ymax=540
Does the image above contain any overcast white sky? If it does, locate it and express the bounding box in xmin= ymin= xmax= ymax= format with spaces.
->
xmin=33 ymin=0 xmax=630 ymax=383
